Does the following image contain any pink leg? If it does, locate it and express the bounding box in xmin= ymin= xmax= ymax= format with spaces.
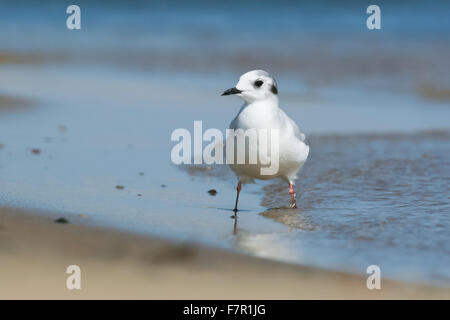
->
xmin=289 ymin=183 xmax=297 ymax=209
xmin=233 ymin=181 xmax=242 ymax=212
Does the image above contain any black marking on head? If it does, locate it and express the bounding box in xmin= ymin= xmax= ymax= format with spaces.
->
xmin=271 ymin=84 xmax=278 ymax=94
xmin=254 ymin=79 xmax=263 ymax=88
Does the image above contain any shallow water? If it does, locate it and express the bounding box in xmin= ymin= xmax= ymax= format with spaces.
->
xmin=0 ymin=65 xmax=449 ymax=286
xmin=0 ymin=0 xmax=450 ymax=286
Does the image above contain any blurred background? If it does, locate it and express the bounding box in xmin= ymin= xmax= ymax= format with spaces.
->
xmin=0 ymin=0 xmax=449 ymax=287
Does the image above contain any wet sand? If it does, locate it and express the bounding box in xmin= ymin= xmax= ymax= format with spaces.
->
xmin=0 ymin=94 xmax=31 ymax=111
xmin=0 ymin=52 xmax=45 ymax=67
xmin=0 ymin=207 xmax=448 ymax=299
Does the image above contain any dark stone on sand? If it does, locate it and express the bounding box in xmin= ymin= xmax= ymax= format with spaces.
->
xmin=161 ymin=184 xmax=166 ymax=188
xmin=138 ymin=194 xmax=142 ymax=196
xmin=54 ymin=217 xmax=69 ymax=224
xmin=116 ymin=185 xmax=125 ymax=190
xmin=208 ymin=189 xmax=217 ymax=196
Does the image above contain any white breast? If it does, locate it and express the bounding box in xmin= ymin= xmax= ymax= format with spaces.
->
xmin=227 ymin=101 xmax=309 ymax=184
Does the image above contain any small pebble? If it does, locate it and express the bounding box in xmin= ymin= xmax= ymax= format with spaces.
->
xmin=54 ymin=217 xmax=69 ymax=224
xmin=161 ymin=184 xmax=166 ymax=188
xmin=139 ymin=172 xmax=144 ymax=176
xmin=208 ymin=189 xmax=217 ymax=196
xmin=137 ymin=194 xmax=142 ymax=197
xmin=31 ymin=148 xmax=41 ymax=155
xmin=116 ymin=185 xmax=125 ymax=190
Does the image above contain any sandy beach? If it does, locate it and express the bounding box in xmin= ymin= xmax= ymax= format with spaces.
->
xmin=0 ymin=207 xmax=448 ymax=300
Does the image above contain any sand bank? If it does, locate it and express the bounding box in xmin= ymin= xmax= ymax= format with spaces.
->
xmin=0 ymin=207 xmax=448 ymax=299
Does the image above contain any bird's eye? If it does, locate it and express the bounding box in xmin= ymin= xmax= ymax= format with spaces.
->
xmin=254 ymin=80 xmax=263 ymax=88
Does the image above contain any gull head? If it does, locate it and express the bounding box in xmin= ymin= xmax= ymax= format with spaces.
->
xmin=221 ymin=70 xmax=278 ymax=104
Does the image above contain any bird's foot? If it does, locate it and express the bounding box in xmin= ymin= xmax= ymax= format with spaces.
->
xmin=289 ymin=201 xmax=297 ymax=209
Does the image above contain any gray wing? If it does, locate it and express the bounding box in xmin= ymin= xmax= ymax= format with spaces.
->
xmin=279 ymin=108 xmax=306 ymax=141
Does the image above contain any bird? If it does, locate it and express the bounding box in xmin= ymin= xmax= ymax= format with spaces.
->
xmin=221 ymin=70 xmax=309 ymax=212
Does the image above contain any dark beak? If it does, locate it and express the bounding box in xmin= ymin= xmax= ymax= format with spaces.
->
xmin=221 ymin=87 xmax=242 ymax=96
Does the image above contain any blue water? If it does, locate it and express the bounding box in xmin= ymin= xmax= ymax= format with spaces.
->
xmin=0 ymin=1 xmax=449 ymax=286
